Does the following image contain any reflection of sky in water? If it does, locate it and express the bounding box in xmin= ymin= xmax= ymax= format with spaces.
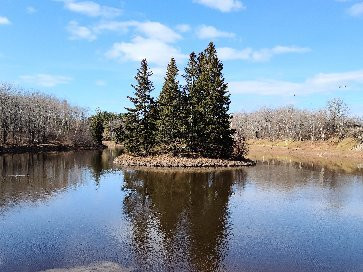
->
xmin=0 ymin=150 xmax=362 ymax=272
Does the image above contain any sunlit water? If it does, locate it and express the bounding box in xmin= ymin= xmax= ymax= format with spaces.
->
xmin=0 ymin=149 xmax=362 ymax=272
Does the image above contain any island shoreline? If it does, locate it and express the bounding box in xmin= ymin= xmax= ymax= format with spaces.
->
xmin=113 ymin=154 xmax=255 ymax=168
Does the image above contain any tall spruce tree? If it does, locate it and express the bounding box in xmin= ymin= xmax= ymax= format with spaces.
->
xmin=199 ymin=42 xmax=234 ymax=158
xmin=156 ymin=58 xmax=186 ymax=154
xmin=183 ymin=52 xmax=205 ymax=155
xmin=123 ymin=59 xmax=157 ymax=156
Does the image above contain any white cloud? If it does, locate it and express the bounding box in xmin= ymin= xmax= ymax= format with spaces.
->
xmin=196 ymin=25 xmax=235 ymax=39
xmin=194 ymin=0 xmax=245 ymax=12
xmin=150 ymin=66 xmax=168 ymax=78
xmin=106 ymin=36 xmax=187 ymax=66
xmin=92 ymin=21 xmax=130 ymax=33
xmin=229 ymin=70 xmax=363 ymax=96
xmin=307 ymin=70 xmax=363 ymax=85
xmin=73 ymin=20 xmax=181 ymax=43
xmin=348 ymin=2 xmax=363 ymax=16
xmin=218 ymin=46 xmax=311 ymax=62
xmin=218 ymin=47 xmax=251 ymax=60
xmin=102 ymin=20 xmax=186 ymax=73
xmin=20 ymin=74 xmax=72 ymax=87
xmin=132 ymin=21 xmax=181 ymax=43
xmin=67 ymin=21 xmax=96 ymax=41
xmin=95 ymin=80 xmax=106 ymax=86
xmin=0 ymin=16 xmax=11 ymax=25
xmin=62 ymin=0 xmax=122 ymax=18
xmin=26 ymin=6 xmax=37 ymax=14
xmin=96 ymin=21 xmax=182 ymax=42
xmin=176 ymin=24 xmax=191 ymax=33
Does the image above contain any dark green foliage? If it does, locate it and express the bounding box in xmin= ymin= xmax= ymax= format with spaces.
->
xmin=89 ymin=110 xmax=105 ymax=145
xmin=183 ymin=52 xmax=203 ymax=154
xmin=102 ymin=112 xmax=124 ymax=142
xmin=121 ymin=43 xmax=245 ymax=159
xmin=183 ymin=43 xmax=234 ymax=158
xmin=89 ymin=110 xmax=124 ymax=144
xmin=198 ymin=42 xmax=234 ymax=158
xmin=123 ymin=59 xmax=157 ymax=156
xmin=156 ymin=58 xmax=186 ymax=154
xmin=112 ymin=115 xmax=125 ymax=143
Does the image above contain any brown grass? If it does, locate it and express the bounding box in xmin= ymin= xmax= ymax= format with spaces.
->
xmin=247 ymin=138 xmax=363 ymax=173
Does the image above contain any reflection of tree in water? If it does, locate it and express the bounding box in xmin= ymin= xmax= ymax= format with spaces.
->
xmin=247 ymin=160 xmax=363 ymax=211
xmin=0 ymin=149 xmax=121 ymax=211
xmin=0 ymin=152 xmax=85 ymax=210
xmin=89 ymin=147 xmax=124 ymax=184
xmin=122 ymin=169 xmax=247 ymax=271
xmin=249 ymin=159 xmax=363 ymax=191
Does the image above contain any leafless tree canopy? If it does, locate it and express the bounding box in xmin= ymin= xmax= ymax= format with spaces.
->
xmin=0 ymin=83 xmax=93 ymax=147
xmin=232 ymin=98 xmax=363 ymax=142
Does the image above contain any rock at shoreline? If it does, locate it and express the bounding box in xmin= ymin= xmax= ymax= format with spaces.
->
xmin=114 ymin=154 xmax=255 ymax=168
xmin=40 ymin=262 xmax=130 ymax=272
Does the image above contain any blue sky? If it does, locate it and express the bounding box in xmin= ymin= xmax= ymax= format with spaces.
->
xmin=1 ymin=0 xmax=363 ymax=115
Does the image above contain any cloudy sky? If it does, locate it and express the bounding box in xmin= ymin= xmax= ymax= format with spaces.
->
xmin=1 ymin=0 xmax=363 ymax=114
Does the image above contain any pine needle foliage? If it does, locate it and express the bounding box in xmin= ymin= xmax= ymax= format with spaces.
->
xmin=198 ymin=42 xmax=234 ymax=158
xmin=183 ymin=52 xmax=204 ymax=155
xmin=122 ymin=43 xmax=245 ymax=159
xmin=156 ymin=58 xmax=187 ymax=154
xmin=123 ymin=59 xmax=157 ymax=156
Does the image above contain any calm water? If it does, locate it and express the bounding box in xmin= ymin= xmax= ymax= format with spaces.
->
xmin=0 ymin=149 xmax=362 ymax=272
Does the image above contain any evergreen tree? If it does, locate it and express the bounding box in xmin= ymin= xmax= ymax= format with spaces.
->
xmin=122 ymin=44 xmax=237 ymax=159
xmin=199 ymin=42 xmax=234 ymax=158
xmin=89 ymin=110 xmax=105 ymax=145
xmin=156 ymin=58 xmax=185 ymax=154
xmin=123 ymin=59 xmax=157 ymax=156
xmin=183 ymin=52 xmax=204 ymax=155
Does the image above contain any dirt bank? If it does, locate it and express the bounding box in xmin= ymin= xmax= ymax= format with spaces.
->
xmin=114 ymin=154 xmax=255 ymax=168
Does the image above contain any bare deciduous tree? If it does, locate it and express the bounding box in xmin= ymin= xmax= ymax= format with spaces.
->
xmin=0 ymin=83 xmax=94 ymax=147
xmin=232 ymin=99 xmax=362 ymax=142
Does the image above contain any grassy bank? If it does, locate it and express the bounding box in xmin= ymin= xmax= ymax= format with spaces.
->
xmin=247 ymin=138 xmax=363 ymax=172
xmin=248 ymin=138 xmax=363 ymax=154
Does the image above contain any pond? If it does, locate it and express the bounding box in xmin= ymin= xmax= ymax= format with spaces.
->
xmin=0 ymin=149 xmax=362 ymax=272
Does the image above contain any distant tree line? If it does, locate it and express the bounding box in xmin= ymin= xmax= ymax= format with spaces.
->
xmin=0 ymin=83 xmax=95 ymax=147
xmin=116 ymin=42 xmax=246 ymax=159
xmin=232 ymin=98 xmax=363 ymax=142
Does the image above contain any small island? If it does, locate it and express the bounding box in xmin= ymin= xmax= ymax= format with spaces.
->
xmin=108 ymin=42 xmax=253 ymax=168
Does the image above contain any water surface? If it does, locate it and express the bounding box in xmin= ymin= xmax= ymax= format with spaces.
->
xmin=0 ymin=150 xmax=362 ymax=272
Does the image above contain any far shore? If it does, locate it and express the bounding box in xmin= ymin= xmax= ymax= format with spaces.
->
xmin=0 ymin=143 xmax=106 ymax=155
xmin=247 ymin=139 xmax=363 ymax=172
